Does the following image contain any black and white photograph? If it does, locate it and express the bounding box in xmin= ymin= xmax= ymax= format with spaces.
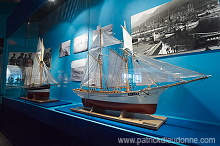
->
xmin=59 ymin=40 xmax=70 ymax=57
xmin=8 ymin=52 xmax=34 ymax=67
xmin=131 ymin=0 xmax=220 ymax=57
xmin=6 ymin=65 xmax=23 ymax=86
xmin=71 ymin=58 xmax=87 ymax=81
xmin=74 ymin=33 xmax=88 ymax=54
xmin=43 ymin=48 xmax=52 ymax=68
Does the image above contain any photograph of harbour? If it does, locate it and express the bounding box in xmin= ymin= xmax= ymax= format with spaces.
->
xmin=131 ymin=0 xmax=220 ymax=56
xmin=71 ymin=58 xmax=87 ymax=81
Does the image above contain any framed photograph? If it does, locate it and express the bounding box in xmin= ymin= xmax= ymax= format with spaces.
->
xmin=71 ymin=58 xmax=87 ymax=81
xmin=8 ymin=52 xmax=34 ymax=67
xmin=131 ymin=0 xmax=220 ymax=57
xmin=43 ymin=48 xmax=52 ymax=68
xmin=74 ymin=33 xmax=88 ymax=54
xmin=6 ymin=65 xmax=23 ymax=87
xmin=59 ymin=40 xmax=70 ymax=57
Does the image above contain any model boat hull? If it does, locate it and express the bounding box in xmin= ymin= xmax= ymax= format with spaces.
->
xmin=73 ymin=88 xmax=166 ymax=114
xmin=25 ymin=85 xmax=50 ymax=100
xmin=82 ymin=98 xmax=157 ymax=114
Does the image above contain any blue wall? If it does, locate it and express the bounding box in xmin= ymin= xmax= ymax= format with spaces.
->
xmin=156 ymin=51 xmax=220 ymax=124
xmin=10 ymin=0 xmax=219 ymax=124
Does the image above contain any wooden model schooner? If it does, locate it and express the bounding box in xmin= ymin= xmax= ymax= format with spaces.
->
xmin=73 ymin=25 xmax=209 ymax=114
xmin=24 ymin=38 xmax=58 ymax=101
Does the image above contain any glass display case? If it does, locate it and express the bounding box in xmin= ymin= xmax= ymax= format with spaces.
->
xmin=1 ymin=0 xmax=220 ymax=145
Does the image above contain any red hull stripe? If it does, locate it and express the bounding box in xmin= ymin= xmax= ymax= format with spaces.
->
xmin=82 ymin=98 xmax=157 ymax=114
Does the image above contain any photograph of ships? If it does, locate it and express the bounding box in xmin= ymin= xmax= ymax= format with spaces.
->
xmin=131 ymin=0 xmax=220 ymax=56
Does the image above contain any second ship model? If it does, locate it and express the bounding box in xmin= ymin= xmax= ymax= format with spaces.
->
xmin=24 ymin=38 xmax=58 ymax=100
xmin=73 ymin=25 xmax=209 ymax=114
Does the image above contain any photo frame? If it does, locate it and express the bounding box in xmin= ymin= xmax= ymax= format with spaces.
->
xmin=71 ymin=58 xmax=87 ymax=81
xmin=44 ymin=48 xmax=52 ymax=69
xmin=74 ymin=33 xmax=88 ymax=54
xmin=8 ymin=52 xmax=34 ymax=67
xmin=60 ymin=40 xmax=70 ymax=57
xmin=131 ymin=0 xmax=220 ymax=57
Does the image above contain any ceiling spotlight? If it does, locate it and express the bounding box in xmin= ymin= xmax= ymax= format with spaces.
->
xmin=48 ymin=0 xmax=55 ymax=2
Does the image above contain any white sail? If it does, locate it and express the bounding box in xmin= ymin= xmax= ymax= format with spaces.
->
xmin=24 ymin=67 xmax=32 ymax=86
xmin=132 ymin=57 xmax=181 ymax=87
xmin=25 ymin=54 xmax=41 ymax=86
xmin=25 ymin=38 xmax=44 ymax=86
xmin=81 ymin=48 xmax=102 ymax=88
xmin=122 ymin=26 xmax=133 ymax=53
xmin=24 ymin=38 xmax=58 ymax=86
xmin=42 ymin=62 xmax=58 ymax=85
xmin=82 ymin=26 xmax=122 ymax=88
xmin=36 ymin=38 xmax=44 ymax=61
xmin=90 ymin=27 xmax=122 ymax=50
xmin=90 ymin=33 xmax=101 ymax=50
xmin=132 ymin=60 xmax=157 ymax=86
xmin=131 ymin=53 xmax=206 ymax=87
xmin=102 ymin=31 xmax=122 ymax=47
xmin=135 ymin=53 xmax=205 ymax=80
xmin=106 ymin=50 xmax=126 ymax=88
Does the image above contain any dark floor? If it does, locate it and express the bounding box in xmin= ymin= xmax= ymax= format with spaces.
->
xmin=0 ymin=105 xmax=93 ymax=146
xmin=0 ymin=132 xmax=13 ymax=146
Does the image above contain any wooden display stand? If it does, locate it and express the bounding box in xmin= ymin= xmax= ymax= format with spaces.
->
xmin=70 ymin=107 xmax=167 ymax=130
xmin=20 ymin=97 xmax=59 ymax=103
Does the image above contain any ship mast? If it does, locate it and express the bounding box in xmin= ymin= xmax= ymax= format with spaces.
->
xmin=99 ymin=27 xmax=103 ymax=90
xmin=39 ymin=40 xmax=44 ymax=85
xmin=81 ymin=25 xmax=122 ymax=90
xmin=39 ymin=61 xmax=43 ymax=85
xmin=122 ymin=23 xmax=132 ymax=92
xmin=125 ymin=58 xmax=130 ymax=92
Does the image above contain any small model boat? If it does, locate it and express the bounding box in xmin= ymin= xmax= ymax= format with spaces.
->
xmin=24 ymin=38 xmax=58 ymax=101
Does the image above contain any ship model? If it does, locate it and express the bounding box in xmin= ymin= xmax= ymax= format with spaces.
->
xmin=73 ymin=25 xmax=209 ymax=114
xmin=23 ymin=38 xmax=58 ymax=101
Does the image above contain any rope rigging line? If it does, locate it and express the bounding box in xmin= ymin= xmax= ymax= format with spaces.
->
xmin=135 ymin=53 xmax=187 ymax=83
xmin=150 ymin=55 xmax=205 ymax=77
